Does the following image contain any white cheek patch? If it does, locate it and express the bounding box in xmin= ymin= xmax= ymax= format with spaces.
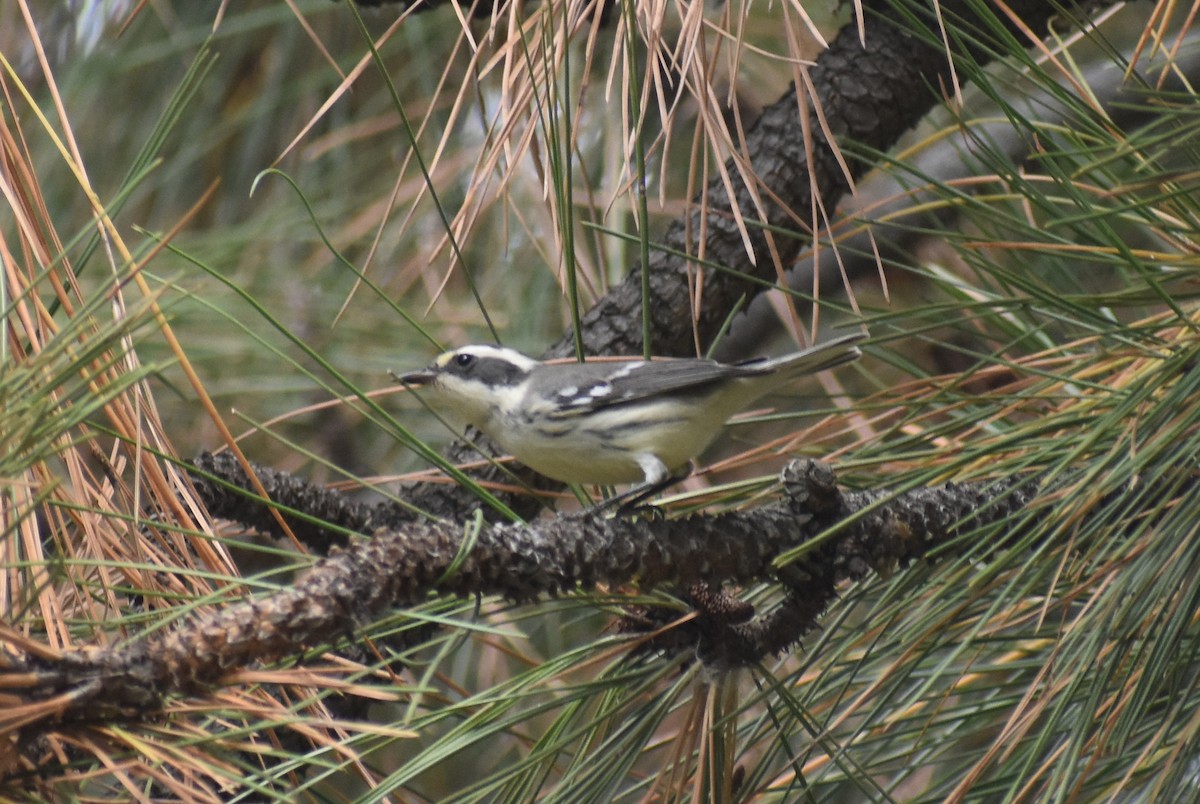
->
xmin=433 ymin=375 xmax=524 ymax=430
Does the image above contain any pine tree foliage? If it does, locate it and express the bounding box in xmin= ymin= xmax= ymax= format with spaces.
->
xmin=2 ymin=0 xmax=1200 ymax=800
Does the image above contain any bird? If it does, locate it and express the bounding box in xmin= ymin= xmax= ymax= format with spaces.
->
xmin=400 ymin=332 xmax=865 ymax=508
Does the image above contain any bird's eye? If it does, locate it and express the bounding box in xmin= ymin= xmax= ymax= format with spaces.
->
xmin=454 ymin=353 xmax=475 ymax=369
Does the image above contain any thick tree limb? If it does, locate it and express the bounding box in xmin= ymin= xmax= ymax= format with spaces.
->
xmin=6 ymin=460 xmax=1036 ymax=723
xmin=546 ymin=0 xmax=1069 ymax=360
xmin=713 ymin=35 xmax=1200 ymax=361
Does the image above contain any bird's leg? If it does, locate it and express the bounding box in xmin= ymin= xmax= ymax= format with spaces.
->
xmin=590 ymin=457 xmax=690 ymax=515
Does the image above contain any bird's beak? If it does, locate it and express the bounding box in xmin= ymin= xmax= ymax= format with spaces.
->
xmin=398 ymin=369 xmax=436 ymax=386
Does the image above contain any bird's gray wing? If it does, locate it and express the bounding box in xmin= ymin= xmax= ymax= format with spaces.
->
xmin=545 ymin=358 xmax=764 ymax=416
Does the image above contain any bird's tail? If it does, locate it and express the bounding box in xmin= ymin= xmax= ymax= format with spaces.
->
xmin=755 ymin=332 xmax=867 ymax=382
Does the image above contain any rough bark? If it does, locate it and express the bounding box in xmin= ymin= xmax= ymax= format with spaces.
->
xmin=10 ymin=460 xmax=1037 ymax=718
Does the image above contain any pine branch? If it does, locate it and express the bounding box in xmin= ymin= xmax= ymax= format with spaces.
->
xmin=4 ymin=460 xmax=1037 ymax=728
xmin=0 ymin=0 xmax=1122 ymax=745
xmin=548 ymin=0 xmax=1080 ymax=358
